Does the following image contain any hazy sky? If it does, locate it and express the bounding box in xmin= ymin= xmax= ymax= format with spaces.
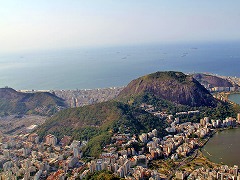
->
xmin=1 ymin=0 xmax=240 ymax=54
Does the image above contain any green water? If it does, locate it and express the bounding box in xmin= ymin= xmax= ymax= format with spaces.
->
xmin=202 ymin=128 xmax=240 ymax=166
xmin=202 ymin=93 xmax=240 ymax=166
xmin=228 ymin=93 xmax=240 ymax=105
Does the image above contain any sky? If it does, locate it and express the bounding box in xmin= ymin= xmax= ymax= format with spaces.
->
xmin=1 ymin=0 xmax=240 ymax=54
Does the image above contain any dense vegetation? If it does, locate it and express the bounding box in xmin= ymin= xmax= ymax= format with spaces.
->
xmin=36 ymin=101 xmax=167 ymax=157
xmin=0 ymin=88 xmax=66 ymax=116
xmin=82 ymin=170 xmax=122 ymax=180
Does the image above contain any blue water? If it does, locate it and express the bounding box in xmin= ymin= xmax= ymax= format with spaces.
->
xmin=0 ymin=42 xmax=240 ymax=90
xmin=228 ymin=93 xmax=240 ymax=105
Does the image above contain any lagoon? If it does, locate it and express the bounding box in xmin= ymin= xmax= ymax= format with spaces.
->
xmin=228 ymin=93 xmax=240 ymax=105
xmin=202 ymin=128 xmax=240 ymax=166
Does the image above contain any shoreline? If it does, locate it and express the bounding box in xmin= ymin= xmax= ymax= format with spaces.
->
xmin=17 ymin=86 xmax=125 ymax=93
xmin=201 ymin=126 xmax=240 ymax=166
xmin=227 ymin=92 xmax=240 ymax=105
xmin=2 ymin=71 xmax=239 ymax=93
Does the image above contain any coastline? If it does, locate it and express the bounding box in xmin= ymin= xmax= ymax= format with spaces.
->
xmin=17 ymin=86 xmax=125 ymax=93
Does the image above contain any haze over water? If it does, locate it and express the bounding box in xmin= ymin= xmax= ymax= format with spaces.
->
xmin=0 ymin=42 xmax=240 ymax=90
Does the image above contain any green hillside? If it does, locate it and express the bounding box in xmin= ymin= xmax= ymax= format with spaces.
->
xmin=0 ymin=88 xmax=66 ymax=116
xmin=36 ymin=101 xmax=167 ymax=157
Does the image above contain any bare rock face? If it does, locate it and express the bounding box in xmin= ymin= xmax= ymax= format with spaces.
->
xmin=192 ymin=73 xmax=233 ymax=87
xmin=118 ymin=71 xmax=217 ymax=107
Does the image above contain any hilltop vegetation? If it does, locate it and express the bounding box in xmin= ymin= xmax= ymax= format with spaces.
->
xmin=118 ymin=71 xmax=217 ymax=107
xmin=0 ymin=88 xmax=67 ymax=116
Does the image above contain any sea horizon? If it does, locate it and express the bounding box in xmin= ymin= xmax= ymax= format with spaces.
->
xmin=1 ymin=41 xmax=240 ymax=90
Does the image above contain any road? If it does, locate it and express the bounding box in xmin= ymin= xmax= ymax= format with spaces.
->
xmin=167 ymin=150 xmax=199 ymax=180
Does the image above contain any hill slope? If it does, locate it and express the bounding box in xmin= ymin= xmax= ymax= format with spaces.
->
xmin=118 ymin=71 xmax=217 ymax=107
xmin=0 ymin=88 xmax=66 ymax=116
xmin=192 ymin=73 xmax=233 ymax=87
xmin=36 ymin=101 xmax=166 ymax=157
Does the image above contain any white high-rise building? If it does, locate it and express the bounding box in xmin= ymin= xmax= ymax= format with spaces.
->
xmin=237 ymin=113 xmax=240 ymax=122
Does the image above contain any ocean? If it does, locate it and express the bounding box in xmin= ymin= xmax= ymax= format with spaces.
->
xmin=0 ymin=42 xmax=240 ymax=90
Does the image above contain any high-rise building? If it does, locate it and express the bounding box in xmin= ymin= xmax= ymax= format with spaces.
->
xmin=200 ymin=119 xmax=206 ymax=126
xmin=139 ymin=133 xmax=148 ymax=143
xmin=73 ymin=147 xmax=80 ymax=158
xmin=204 ymin=117 xmax=210 ymax=123
xmin=60 ymin=136 xmax=72 ymax=147
xmin=28 ymin=133 xmax=39 ymax=142
xmin=45 ymin=134 xmax=58 ymax=146
xmin=152 ymin=129 xmax=158 ymax=137
xmin=3 ymin=150 xmax=10 ymax=158
xmin=117 ymin=166 xmax=125 ymax=178
xmin=234 ymin=165 xmax=239 ymax=177
xmin=237 ymin=113 xmax=240 ymax=122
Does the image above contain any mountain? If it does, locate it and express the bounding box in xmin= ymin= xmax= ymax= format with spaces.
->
xmin=36 ymin=101 xmax=166 ymax=157
xmin=192 ymin=73 xmax=233 ymax=87
xmin=0 ymin=88 xmax=67 ymax=116
xmin=36 ymin=71 xmax=237 ymax=157
xmin=118 ymin=71 xmax=217 ymax=107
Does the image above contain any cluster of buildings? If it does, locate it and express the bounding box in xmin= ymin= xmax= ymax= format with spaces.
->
xmin=81 ymin=103 xmax=240 ymax=179
xmin=187 ymin=165 xmax=240 ymax=180
xmin=208 ymin=86 xmax=237 ymax=93
xmin=33 ymin=105 xmax=65 ymax=115
xmin=19 ymin=87 xmax=124 ymax=108
xmin=83 ymin=129 xmax=163 ymax=179
xmin=219 ymin=75 xmax=240 ymax=89
xmin=140 ymin=103 xmax=200 ymax=120
xmin=52 ymin=87 xmax=123 ymax=107
xmin=200 ymin=117 xmax=237 ymax=128
xmin=1 ymin=101 xmax=240 ymax=179
xmin=82 ymin=115 xmax=238 ymax=179
xmin=167 ymin=116 xmax=238 ymax=136
xmin=0 ymin=133 xmax=86 ymax=179
xmin=175 ymin=110 xmax=199 ymax=116
xmin=195 ymin=74 xmax=240 ymax=93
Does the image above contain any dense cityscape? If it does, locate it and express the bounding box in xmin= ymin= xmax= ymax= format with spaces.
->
xmin=1 ymin=1 xmax=240 ymax=180
xmin=1 ymin=100 xmax=240 ymax=179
